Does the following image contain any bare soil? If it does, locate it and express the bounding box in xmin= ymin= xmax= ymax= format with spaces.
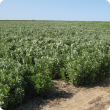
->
xmin=13 ymin=73 xmax=110 ymax=110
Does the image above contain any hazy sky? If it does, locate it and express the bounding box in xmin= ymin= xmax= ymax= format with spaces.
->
xmin=0 ymin=0 xmax=110 ymax=21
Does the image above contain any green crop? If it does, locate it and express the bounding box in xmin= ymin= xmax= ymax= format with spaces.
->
xmin=0 ymin=21 xmax=110 ymax=109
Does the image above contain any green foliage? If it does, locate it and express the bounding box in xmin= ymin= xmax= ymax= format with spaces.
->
xmin=1 ymin=21 xmax=110 ymax=109
xmin=0 ymin=59 xmax=26 ymax=109
xmin=0 ymin=59 xmax=54 ymax=109
xmin=26 ymin=74 xmax=54 ymax=97
xmin=66 ymin=51 xmax=110 ymax=86
xmin=0 ymin=84 xmax=10 ymax=109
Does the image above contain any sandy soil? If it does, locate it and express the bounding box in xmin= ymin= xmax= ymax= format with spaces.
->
xmin=13 ymin=73 xmax=110 ymax=110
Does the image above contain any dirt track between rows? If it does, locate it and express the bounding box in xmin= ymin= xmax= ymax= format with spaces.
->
xmin=14 ymin=73 xmax=110 ymax=110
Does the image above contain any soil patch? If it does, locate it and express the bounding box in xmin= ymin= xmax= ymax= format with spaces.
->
xmin=13 ymin=73 xmax=110 ymax=110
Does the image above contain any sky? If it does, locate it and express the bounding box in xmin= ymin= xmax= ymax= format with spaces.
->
xmin=0 ymin=0 xmax=110 ymax=21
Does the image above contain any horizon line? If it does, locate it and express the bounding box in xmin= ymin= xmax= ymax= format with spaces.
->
xmin=0 ymin=20 xmax=110 ymax=22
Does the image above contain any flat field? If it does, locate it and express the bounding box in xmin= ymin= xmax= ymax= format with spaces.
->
xmin=1 ymin=21 xmax=110 ymax=110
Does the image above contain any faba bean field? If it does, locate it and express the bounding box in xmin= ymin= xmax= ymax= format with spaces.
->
xmin=1 ymin=21 xmax=110 ymax=109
